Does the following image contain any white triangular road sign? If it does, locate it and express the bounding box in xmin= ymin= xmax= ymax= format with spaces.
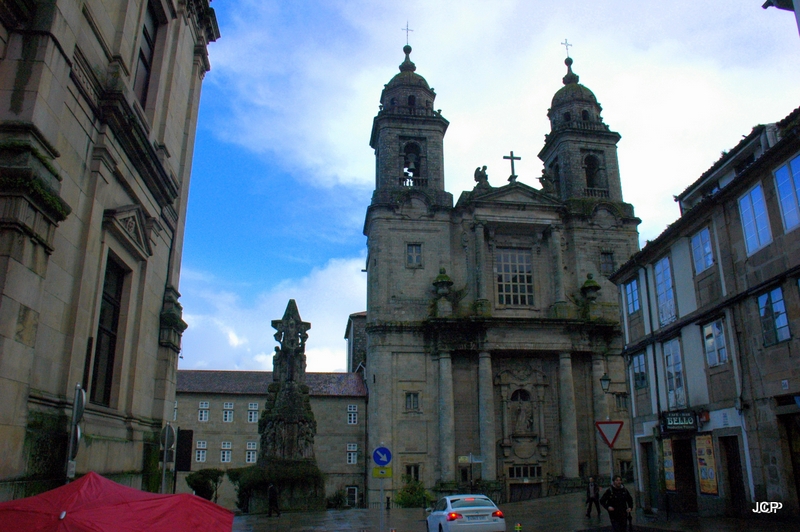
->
xmin=595 ymin=421 xmax=624 ymax=448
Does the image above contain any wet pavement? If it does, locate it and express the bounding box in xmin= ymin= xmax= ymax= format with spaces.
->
xmin=232 ymin=491 xmax=799 ymax=532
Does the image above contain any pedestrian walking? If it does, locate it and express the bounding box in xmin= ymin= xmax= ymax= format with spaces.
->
xmin=267 ymin=483 xmax=281 ymax=517
xmin=585 ymin=476 xmax=601 ymax=517
xmin=600 ymin=475 xmax=633 ymax=532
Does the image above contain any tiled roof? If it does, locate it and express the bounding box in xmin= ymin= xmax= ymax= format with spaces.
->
xmin=177 ymin=370 xmax=367 ymax=397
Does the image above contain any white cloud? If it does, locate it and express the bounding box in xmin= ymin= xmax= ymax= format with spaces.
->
xmin=179 ymin=256 xmax=367 ymax=373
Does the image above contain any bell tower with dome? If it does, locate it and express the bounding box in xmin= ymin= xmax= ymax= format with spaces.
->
xmin=538 ymin=57 xmax=624 ymax=203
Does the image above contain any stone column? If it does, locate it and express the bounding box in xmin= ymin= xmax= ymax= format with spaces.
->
xmin=478 ymin=351 xmax=497 ymax=480
xmin=559 ymin=352 xmax=579 ymax=478
xmin=592 ymin=353 xmax=611 ymax=477
xmin=474 ymin=222 xmax=490 ymax=314
xmin=438 ymin=351 xmax=456 ymax=482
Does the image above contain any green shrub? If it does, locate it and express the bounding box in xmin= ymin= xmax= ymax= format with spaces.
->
xmin=185 ymin=468 xmax=225 ymax=502
xmin=394 ymin=475 xmax=435 ymax=508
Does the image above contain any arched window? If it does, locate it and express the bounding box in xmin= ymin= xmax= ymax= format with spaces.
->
xmin=563 ymin=112 xmax=571 ymax=122
xmin=408 ymin=95 xmax=416 ymax=107
xmin=403 ymin=143 xmax=421 ymax=178
xmin=390 ymin=97 xmax=396 ymax=106
xmin=584 ymin=155 xmax=601 ymax=188
xmin=511 ymin=389 xmax=531 ymax=402
xmin=581 ymin=110 xmax=590 ymax=121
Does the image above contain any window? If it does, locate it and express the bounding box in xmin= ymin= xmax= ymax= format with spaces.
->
xmin=223 ymin=402 xmax=234 ymax=409
xmin=615 ymin=394 xmax=628 ymax=410
xmin=248 ymin=402 xmax=258 ymax=410
xmin=221 ymin=441 xmax=232 ymax=449
xmin=405 ymin=464 xmax=420 ymax=481
xmin=759 ymin=287 xmax=790 ymax=346
xmin=91 ymin=257 xmax=127 ymax=406
xmin=134 ymin=2 xmax=158 ymax=106
xmin=347 ymin=443 xmax=358 ymax=464
xmin=247 ymin=410 xmax=258 ymax=423
xmin=508 ymin=465 xmax=542 ymax=478
xmin=197 ymin=441 xmax=207 ymax=449
xmin=195 ymin=450 xmax=206 ymax=463
xmin=405 ymin=392 xmax=419 ymax=411
xmin=664 ymin=338 xmax=686 ymax=409
xmin=220 ymin=450 xmax=231 ymax=463
xmin=625 ymin=279 xmax=640 ymax=314
xmin=246 ymin=451 xmax=257 ymax=463
xmin=223 ymin=410 xmax=233 ymax=422
xmin=199 ymin=401 xmax=209 ymax=409
xmin=691 ymin=228 xmax=714 ymax=274
xmin=247 ymin=441 xmax=257 ymax=450
xmin=347 ymin=405 xmax=358 ymax=425
xmin=739 ymin=183 xmax=772 ymax=255
xmin=703 ymin=319 xmax=728 ymax=366
xmin=173 ymin=401 xmax=178 ymax=421
xmin=407 ymin=243 xmax=422 ymax=267
xmin=600 ymin=252 xmax=615 ymax=276
xmin=633 ymin=353 xmax=647 ymax=389
xmin=775 ymin=153 xmax=800 ymax=232
xmin=346 ymin=487 xmax=358 ymax=508
xmin=496 ymin=248 xmax=534 ymax=306
xmin=198 ymin=409 xmax=208 ymax=422
xmin=655 ymin=256 xmax=676 ymax=326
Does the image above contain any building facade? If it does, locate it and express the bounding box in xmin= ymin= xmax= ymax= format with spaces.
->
xmin=362 ymin=48 xmax=640 ymax=504
xmin=175 ymin=370 xmax=368 ymax=510
xmin=0 ymin=0 xmax=218 ymax=498
xmin=611 ymin=106 xmax=800 ymax=516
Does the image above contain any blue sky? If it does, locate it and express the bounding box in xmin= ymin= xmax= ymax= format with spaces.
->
xmin=178 ymin=0 xmax=800 ymax=373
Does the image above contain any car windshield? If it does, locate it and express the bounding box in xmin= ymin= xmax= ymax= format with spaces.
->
xmin=450 ymin=497 xmax=496 ymax=509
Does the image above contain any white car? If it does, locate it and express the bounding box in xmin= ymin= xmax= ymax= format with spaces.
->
xmin=426 ymin=494 xmax=506 ymax=532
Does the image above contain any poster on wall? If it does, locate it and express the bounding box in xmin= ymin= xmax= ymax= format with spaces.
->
xmin=695 ymin=434 xmax=718 ymax=495
xmin=663 ymin=439 xmax=676 ymax=491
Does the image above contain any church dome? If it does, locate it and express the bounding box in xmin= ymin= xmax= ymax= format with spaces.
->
xmin=551 ymin=57 xmax=598 ymax=108
xmin=385 ymin=45 xmax=431 ymax=90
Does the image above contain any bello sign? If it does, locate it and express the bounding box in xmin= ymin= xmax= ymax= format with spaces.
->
xmin=663 ymin=411 xmax=696 ymax=432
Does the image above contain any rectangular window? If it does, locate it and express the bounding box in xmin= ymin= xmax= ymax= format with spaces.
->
xmin=248 ymin=402 xmax=258 ymax=410
xmin=625 ymin=279 xmax=640 ymax=315
xmin=775 ymin=153 xmax=800 ymax=232
xmin=247 ymin=441 xmax=257 ymax=450
xmin=346 ymin=444 xmax=358 ymax=464
xmin=739 ymin=183 xmax=772 ymax=255
xmin=655 ymin=256 xmax=676 ymax=326
xmin=246 ymin=450 xmax=257 ymax=463
xmin=195 ymin=450 xmax=206 ymax=463
xmin=600 ymin=252 xmax=615 ymax=276
xmin=759 ymin=287 xmax=790 ymax=346
xmin=223 ymin=410 xmax=233 ymax=422
xmin=173 ymin=401 xmax=178 ymax=421
xmin=406 ymin=243 xmax=422 ymax=267
xmin=199 ymin=401 xmax=209 ymax=409
xmin=196 ymin=441 xmax=207 ymax=449
xmin=348 ymin=404 xmax=357 ymax=412
xmin=496 ymin=248 xmax=534 ymax=306
xmin=198 ymin=409 xmax=208 ymax=422
xmin=664 ymin=338 xmax=686 ymax=409
xmin=91 ymin=257 xmax=127 ymax=406
xmin=346 ymin=487 xmax=358 ymax=508
xmin=223 ymin=402 xmax=234 ymax=409
xmin=405 ymin=392 xmax=419 ymax=411
xmin=133 ymin=2 xmax=158 ymax=106
xmin=347 ymin=412 xmax=358 ymax=425
xmin=221 ymin=441 xmax=232 ymax=450
xmin=406 ymin=464 xmax=420 ymax=481
xmin=247 ymin=410 xmax=258 ymax=423
xmin=616 ymin=394 xmax=628 ymax=410
xmin=220 ymin=450 xmax=231 ymax=463
xmin=703 ymin=319 xmax=728 ymax=366
xmin=691 ymin=227 xmax=714 ymax=274
xmin=508 ymin=465 xmax=542 ymax=478
xmin=633 ymin=353 xmax=647 ymax=389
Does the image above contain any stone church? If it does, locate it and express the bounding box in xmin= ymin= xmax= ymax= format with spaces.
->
xmin=363 ymin=46 xmax=640 ymax=503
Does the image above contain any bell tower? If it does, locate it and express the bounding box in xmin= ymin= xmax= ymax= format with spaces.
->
xmin=369 ymin=45 xmax=451 ymax=207
xmin=538 ymin=58 xmax=624 ymax=203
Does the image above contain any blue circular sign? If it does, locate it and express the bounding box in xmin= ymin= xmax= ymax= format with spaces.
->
xmin=373 ymin=446 xmax=392 ymax=466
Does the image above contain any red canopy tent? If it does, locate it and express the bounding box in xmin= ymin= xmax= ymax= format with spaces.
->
xmin=0 ymin=471 xmax=234 ymax=531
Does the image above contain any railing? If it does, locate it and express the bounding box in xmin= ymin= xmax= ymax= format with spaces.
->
xmin=584 ymin=187 xmax=610 ymax=198
xmin=399 ymin=177 xmax=428 ymax=187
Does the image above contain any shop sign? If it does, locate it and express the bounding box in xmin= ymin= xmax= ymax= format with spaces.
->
xmin=695 ymin=434 xmax=718 ymax=495
xmin=663 ymin=439 xmax=676 ymax=492
xmin=663 ymin=411 xmax=696 ymax=432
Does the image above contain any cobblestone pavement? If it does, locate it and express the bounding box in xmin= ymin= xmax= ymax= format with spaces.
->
xmin=232 ymin=491 xmax=799 ymax=532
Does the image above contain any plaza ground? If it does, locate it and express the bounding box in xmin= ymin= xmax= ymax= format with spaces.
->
xmin=232 ymin=491 xmax=798 ymax=532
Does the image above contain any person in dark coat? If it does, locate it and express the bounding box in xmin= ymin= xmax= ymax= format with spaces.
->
xmin=600 ymin=475 xmax=633 ymax=532
xmin=267 ymin=483 xmax=281 ymax=517
xmin=585 ymin=476 xmax=601 ymax=517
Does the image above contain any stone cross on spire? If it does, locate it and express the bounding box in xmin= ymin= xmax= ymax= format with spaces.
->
xmin=561 ymin=38 xmax=572 ymax=58
xmin=503 ymin=151 xmax=521 ymax=183
xmin=402 ymin=21 xmax=414 ymax=45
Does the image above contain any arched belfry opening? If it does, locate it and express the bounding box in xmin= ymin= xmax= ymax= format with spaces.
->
xmin=402 ymin=142 xmax=425 ymax=187
xmin=583 ymin=154 xmax=608 ymax=196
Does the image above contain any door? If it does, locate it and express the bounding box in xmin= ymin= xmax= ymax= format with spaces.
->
xmin=671 ymin=438 xmax=698 ymax=513
xmin=719 ymin=436 xmax=747 ymax=516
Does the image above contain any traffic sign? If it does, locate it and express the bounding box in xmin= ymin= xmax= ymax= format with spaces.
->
xmin=373 ymin=446 xmax=392 ymax=466
xmin=160 ymin=424 xmax=176 ymax=449
xmin=595 ymin=421 xmax=624 ymax=448
xmin=372 ymin=467 xmax=392 ymax=478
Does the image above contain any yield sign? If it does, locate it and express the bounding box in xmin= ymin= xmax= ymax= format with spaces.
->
xmin=595 ymin=421 xmax=624 ymax=448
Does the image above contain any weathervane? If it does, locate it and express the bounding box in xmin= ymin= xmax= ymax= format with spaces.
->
xmin=561 ymin=38 xmax=572 ymax=58
xmin=402 ymin=21 xmax=414 ymax=45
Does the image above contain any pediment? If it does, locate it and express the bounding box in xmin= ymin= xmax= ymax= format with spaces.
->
xmin=103 ymin=205 xmax=154 ymax=260
xmin=457 ymin=182 xmax=562 ymax=209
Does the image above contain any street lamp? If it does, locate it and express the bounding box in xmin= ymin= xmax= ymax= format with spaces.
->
xmin=600 ymin=372 xmax=611 ymax=394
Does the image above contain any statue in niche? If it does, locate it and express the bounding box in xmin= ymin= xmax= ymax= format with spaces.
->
xmin=511 ymin=389 xmax=534 ymax=436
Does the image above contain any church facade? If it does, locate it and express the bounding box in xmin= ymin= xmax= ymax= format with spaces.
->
xmin=363 ymin=47 xmax=640 ymax=503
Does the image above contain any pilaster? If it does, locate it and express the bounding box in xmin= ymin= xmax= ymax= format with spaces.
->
xmin=559 ymin=352 xmax=579 ymax=478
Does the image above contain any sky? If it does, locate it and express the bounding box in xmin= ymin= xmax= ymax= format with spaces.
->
xmin=177 ymin=0 xmax=800 ymax=374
